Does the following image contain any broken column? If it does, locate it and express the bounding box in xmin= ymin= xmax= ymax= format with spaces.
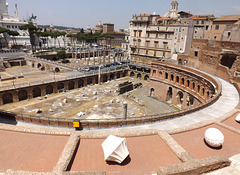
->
xmin=123 ymin=101 xmax=128 ymax=119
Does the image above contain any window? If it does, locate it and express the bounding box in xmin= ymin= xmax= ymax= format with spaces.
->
xmin=194 ymin=51 xmax=198 ymax=57
xmin=228 ymin=32 xmax=231 ymax=37
xmin=146 ymin=41 xmax=150 ymax=47
xmin=215 ymin=25 xmax=219 ymax=30
xmin=139 ymin=31 xmax=142 ymax=37
xmin=206 ymin=26 xmax=209 ymax=30
xmin=153 ymin=70 xmax=156 ymax=77
xmin=134 ymin=31 xmax=137 ymax=37
xmin=214 ymin=36 xmax=217 ymax=40
xmin=146 ymin=50 xmax=148 ymax=55
xmin=201 ymin=21 xmax=204 ymax=24
xmin=196 ymin=20 xmax=199 ymax=24
xmin=179 ymin=27 xmax=182 ymax=32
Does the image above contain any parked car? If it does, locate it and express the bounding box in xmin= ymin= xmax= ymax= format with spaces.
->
xmin=81 ymin=67 xmax=90 ymax=71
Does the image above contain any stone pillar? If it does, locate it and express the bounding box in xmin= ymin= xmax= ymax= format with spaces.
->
xmin=108 ymin=52 xmax=111 ymax=63
xmin=63 ymin=82 xmax=68 ymax=91
xmin=103 ymin=50 xmax=105 ymax=65
xmin=182 ymin=92 xmax=188 ymax=109
xmin=171 ymin=88 xmax=178 ymax=106
xmin=12 ymin=91 xmax=19 ymax=102
xmin=79 ymin=49 xmax=82 ymax=59
xmin=88 ymin=50 xmax=91 ymax=65
xmin=123 ymin=102 xmax=128 ymax=119
xmin=41 ymin=87 xmax=46 ymax=96
xmin=83 ymin=78 xmax=88 ymax=87
xmin=98 ymin=50 xmax=100 ymax=64
xmin=84 ymin=51 xmax=86 ymax=61
xmin=53 ymin=84 xmax=58 ymax=93
xmin=98 ymin=66 xmax=101 ymax=84
xmin=74 ymin=79 xmax=78 ymax=89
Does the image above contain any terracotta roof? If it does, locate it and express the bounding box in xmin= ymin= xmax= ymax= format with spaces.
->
xmin=178 ymin=11 xmax=192 ymax=15
xmin=188 ymin=14 xmax=215 ymax=20
xmin=136 ymin=14 xmax=151 ymax=17
xmin=157 ymin=17 xmax=171 ymax=21
xmin=214 ymin=15 xmax=240 ymax=21
xmin=234 ymin=21 xmax=240 ymax=25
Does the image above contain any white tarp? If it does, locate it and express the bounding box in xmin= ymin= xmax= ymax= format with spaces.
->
xmin=101 ymin=135 xmax=129 ymax=164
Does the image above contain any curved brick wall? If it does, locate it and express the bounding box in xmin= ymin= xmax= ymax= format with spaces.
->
xmin=0 ymin=62 xmax=222 ymax=129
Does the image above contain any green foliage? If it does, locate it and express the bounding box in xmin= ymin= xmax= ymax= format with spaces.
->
xmin=57 ymin=50 xmax=67 ymax=59
xmin=66 ymin=32 xmax=114 ymax=43
xmin=19 ymin=24 xmax=38 ymax=34
xmin=0 ymin=27 xmax=19 ymax=36
xmin=0 ymin=27 xmax=9 ymax=34
xmin=7 ymin=30 xmax=19 ymax=36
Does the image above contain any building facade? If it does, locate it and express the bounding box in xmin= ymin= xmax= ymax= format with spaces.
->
xmin=129 ymin=0 xmax=195 ymax=63
xmin=210 ymin=15 xmax=240 ymax=41
xmin=102 ymin=23 xmax=125 ymax=48
xmin=0 ymin=0 xmax=32 ymax=47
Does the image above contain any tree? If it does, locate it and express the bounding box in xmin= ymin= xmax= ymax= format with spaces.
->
xmin=57 ymin=50 xmax=67 ymax=60
xmin=7 ymin=30 xmax=19 ymax=46
xmin=19 ymin=24 xmax=38 ymax=52
xmin=80 ymin=28 xmax=84 ymax=33
xmin=0 ymin=27 xmax=10 ymax=48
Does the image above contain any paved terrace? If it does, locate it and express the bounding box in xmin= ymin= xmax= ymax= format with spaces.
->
xmin=0 ymin=71 xmax=240 ymax=174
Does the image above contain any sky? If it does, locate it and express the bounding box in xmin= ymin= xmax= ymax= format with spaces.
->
xmin=6 ymin=0 xmax=240 ymax=30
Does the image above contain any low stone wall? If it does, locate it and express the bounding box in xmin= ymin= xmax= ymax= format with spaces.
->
xmin=158 ymin=156 xmax=230 ymax=175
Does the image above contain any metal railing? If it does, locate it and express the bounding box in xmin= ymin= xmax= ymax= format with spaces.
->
xmin=0 ymin=64 xmax=130 ymax=92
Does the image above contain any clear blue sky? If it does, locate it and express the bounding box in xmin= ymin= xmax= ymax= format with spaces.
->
xmin=7 ymin=0 xmax=240 ymax=30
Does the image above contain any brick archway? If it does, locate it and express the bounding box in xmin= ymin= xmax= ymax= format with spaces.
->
xmin=68 ymin=81 xmax=74 ymax=90
xmin=46 ymin=85 xmax=53 ymax=95
xmin=18 ymin=90 xmax=28 ymax=101
xmin=32 ymin=87 xmax=41 ymax=98
xmin=78 ymin=79 xmax=84 ymax=88
xmin=2 ymin=92 xmax=13 ymax=104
